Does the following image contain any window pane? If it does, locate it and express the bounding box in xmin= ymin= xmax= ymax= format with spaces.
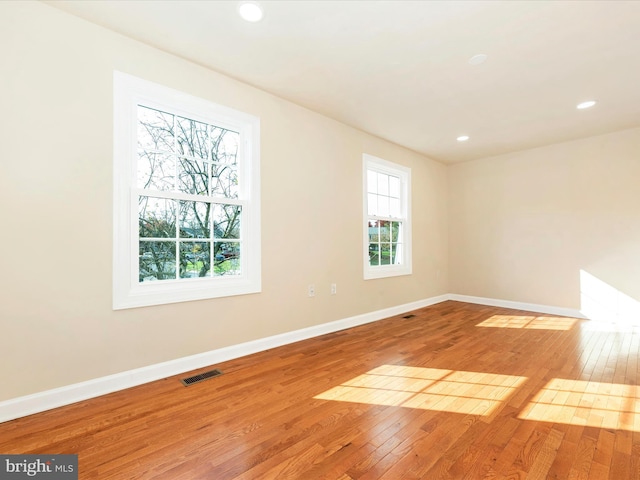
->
xmin=391 ymin=222 xmax=400 ymax=242
xmin=367 ymin=193 xmax=378 ymax=216
xmin=389 ymin=176 xmax=400 ymax=198
xmin=213 ymin=242 xmax=241 ymax=276
xmin=139 ymin=197 xmax=176 ymax=238
xmin=378 ymin=196 xmax=390 ymax=217
xmin=390 ymin=198 xmax=401 ymax=218
xmin=211 ymin=128 xmax=239 ymax=165
xmin=391 ymin=243 xmax=401 ymax=264
xmin=138 ymin=106 xmax=174 ymax=152
xmin=368 ymin=243 xmax=379 ymax=266
xmin=367 ymin=170 xmax=378 ymax=194
xmin=368 ymin=220 xmax=379 ymax=242
xmin=137 ymin=151 xmax=175 ymax=191
xmin=378 ymin=173 xmax=389 ymax=195
xmin=380 ymin=243 xmax=391 ymax=265
xmin=212 ymin=164 xmax=238 ymax=199
xmin=176 ymin=117 xmax=209 ymax=159
xmin=379 ymin=220 xmax=390 ymax=242
xmin=180 ymin=241 xmax=211 ymax=278
xmin=214 ymin=204 xmax=241 ymax=239
xmin=139 ymin=241 xmax=176 ymax=281
xmin=178 ymin=157 xmax=209 ymax=195
xmin=179 ymin=201 xmax=210 ymax=238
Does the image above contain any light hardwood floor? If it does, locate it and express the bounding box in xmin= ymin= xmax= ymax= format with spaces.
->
xmin=1 ymin=300 xmax=639 ymax=479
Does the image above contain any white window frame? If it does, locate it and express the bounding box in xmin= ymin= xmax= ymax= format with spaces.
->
xmin=363 ymin=154 xmax=412 ymax=280
xmin=113 ymin=71 xmax=261 ymax=309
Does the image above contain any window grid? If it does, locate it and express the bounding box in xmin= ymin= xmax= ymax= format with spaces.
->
xmin=363 ymin=154 xmax=411 ymax=280
xmin=136 ymin=105 xmax=242 ymax=282
xmin=367 ymin=170 xmax=403 ymax=268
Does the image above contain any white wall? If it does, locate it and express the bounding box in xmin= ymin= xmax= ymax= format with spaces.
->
xmin=448 ymin=127 xmax=640 ymax=311
xmin=0 ymin=2 xmax=448 ymax=401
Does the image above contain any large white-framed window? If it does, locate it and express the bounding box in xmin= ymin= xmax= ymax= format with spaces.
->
xmin=113 ymin=72 xmax=261 ymax=309
xmin=363 ymin=154 xmax=412 ymax=280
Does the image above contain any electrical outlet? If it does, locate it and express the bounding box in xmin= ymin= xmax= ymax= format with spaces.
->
xmin=331 ymin=283 xmax=337 ymax=295
xmin=308 ymin=284 xmax=315 ymax=297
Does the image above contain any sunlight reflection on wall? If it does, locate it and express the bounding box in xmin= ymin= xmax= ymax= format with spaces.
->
xmin=580 ymin=270 xmax=640 ymax=329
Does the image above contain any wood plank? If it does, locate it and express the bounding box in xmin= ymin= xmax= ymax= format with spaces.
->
xmin=527 ymin=428 xmax=565 ymax=480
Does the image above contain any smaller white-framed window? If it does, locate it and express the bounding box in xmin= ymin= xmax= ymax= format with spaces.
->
xmin=363 ymin=154 xmax=412 ymax=280
xmin=113 ymin=71 xmax=261 ymax=309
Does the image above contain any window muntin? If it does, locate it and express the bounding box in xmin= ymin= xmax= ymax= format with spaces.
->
xmin=114 ymin=72 xmax=260 ymax=309
xmin=363 ymin=154 xmax=411 ymax=279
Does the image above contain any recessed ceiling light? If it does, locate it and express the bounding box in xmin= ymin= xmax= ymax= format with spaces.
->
xmin=576 ymin=100 xmax=597 ymax=110
xmin=238 ymin=2 xmax=263 ymax=22
xmin=457 ymin=135 xmax=470 ymax=142
xmin=468 ymin=54 xmax=488 ymax=66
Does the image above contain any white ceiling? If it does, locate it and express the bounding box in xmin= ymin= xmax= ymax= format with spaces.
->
xmin=47 ymin=0 xmax=640 ymax=164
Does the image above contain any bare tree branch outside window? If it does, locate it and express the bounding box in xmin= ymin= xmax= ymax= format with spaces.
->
xmin=136 ymin=106 xmax=241 ymax=282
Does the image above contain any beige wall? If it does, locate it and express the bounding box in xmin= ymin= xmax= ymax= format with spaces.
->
xmin=0 ymin=2 xmax=448 ymax=400
xmin=4 ymin=1 xmax=638 ymax=404
xmin=448 ymin=127 xmax=640 ymax=310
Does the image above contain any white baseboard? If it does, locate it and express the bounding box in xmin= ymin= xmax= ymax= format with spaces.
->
xmin=449 ymin=294 xmax=587 ymax=319
xmin=0 ymin=294 xmax=449 ymax=424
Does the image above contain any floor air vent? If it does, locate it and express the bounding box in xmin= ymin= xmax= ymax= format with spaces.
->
xmin=402 ymin=314 xmax=416 ymax=319
xmin=181 ymin=369 xmax=223 ymax=386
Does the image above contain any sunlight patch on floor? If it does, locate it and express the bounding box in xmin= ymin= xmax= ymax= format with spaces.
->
xmin=476 ymin=315 xmax=579 ymax=331
xmin=314 ymin=365 xmax=527 ymax=416
xmin=519 ymin=378 xmax=640 ymax=432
